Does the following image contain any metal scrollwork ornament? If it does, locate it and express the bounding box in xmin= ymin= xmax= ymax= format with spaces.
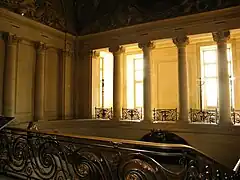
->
xmin=118 ymin=153 xmax=167 ymax=180
xmin=71 ymin=149 xmax=111 ymax=180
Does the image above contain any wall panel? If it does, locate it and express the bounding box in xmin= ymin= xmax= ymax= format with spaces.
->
xmin=152 ymin=47 xmax=178 ymax=109
xmin=15 ymin=41 xmax=35 ymax=121
xmin=44 ymin=48 xmax=59 ymax=120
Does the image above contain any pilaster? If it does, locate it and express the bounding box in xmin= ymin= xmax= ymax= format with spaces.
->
xmin=34 ymin=42 xmax=46 ymax=121
xmin=3 ymin=34 xmax=20 ymax=117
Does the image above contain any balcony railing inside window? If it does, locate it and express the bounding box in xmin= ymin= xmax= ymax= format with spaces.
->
xmin=153 ymin=108 xmax=178 ymax=122
xmin=231 ymin=109 xmax=240 ymax=125
xmin=121 ymin=108 xmax=142 ymax=121
xmin=189 ymin=108 xmax=240 ymax=125
xmin=95 ymin=107 xmax=112 ymax=120
xmin=189 ymin=108 xmax=218 ymax=124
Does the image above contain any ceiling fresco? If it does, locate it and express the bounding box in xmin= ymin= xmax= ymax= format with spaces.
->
xmin=0 ymin=0 xmax=76 ymax=34
xmin=76 ymin=0 xmax=240 ymax=35
xmin=1 ymin=0 xmax=240 ymax=35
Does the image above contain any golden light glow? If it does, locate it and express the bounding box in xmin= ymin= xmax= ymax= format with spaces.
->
xmin=200 ymin=44 xmax=234 ymax=109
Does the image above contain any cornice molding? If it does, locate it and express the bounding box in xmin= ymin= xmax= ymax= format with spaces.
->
xmin=0 ymin=8 xmax=75 ymax=49
xmin=0 ymin=1 xmax=66 ymax=33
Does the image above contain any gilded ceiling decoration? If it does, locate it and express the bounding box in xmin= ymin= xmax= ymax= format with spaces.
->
xmin=0 ymin=0 xmax=240 ymax=35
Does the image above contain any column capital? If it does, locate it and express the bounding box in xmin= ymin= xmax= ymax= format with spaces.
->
xmin=63 ymin=50 xmax=73 ymax=57
xmin=78 ymin=48 xmax=93 ymax=57
xmin=35 ymin=42 xmax=47 ymax=53
xmin=92 ymin=51 xmax=100 ymax=58
xmin=7 ymin=34 xmax=21 ymax=45
xmin=212 ymin=31 xmax=230 ymax=44
xmin=173 ymin=35 xmax=189 ymax=48
xmin=138 ymin=41 xmax=155 ymax=50
xmin=109 ymin=46 xmax=125 ymax=54
xmin=62 ymin=44 xmax=73 ymax=57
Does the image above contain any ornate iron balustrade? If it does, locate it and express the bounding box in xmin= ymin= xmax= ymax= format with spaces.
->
xmin=231 ymin=109 xmax=240 ymax=125
xmin=153 ymin=108 xmax=178 ymax=122
xmin=0 ymin=127 xmax=239 ymax=180
xmin=121 ymin=108 xmax=142 ymax=120
xmin=189 ymin=108 xmax=240 ymax=125
xmin=189 ymin=108 xmax=218 ymax=124
xmin=95 ymin=107 xmax=112 ymax=120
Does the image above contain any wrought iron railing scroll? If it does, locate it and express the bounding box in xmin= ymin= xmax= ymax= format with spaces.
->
xmin=122 ymin=108 xmax=142 ymax=120
xmin=153 ymin=108 xmax=178 ymax=122
xmin=231 ymin=109 xmax=240 ymax=125
xmin=189 ymin=108 xmax=218 ymax=124
xmin=95 ymin=107 xmax=113 ymax=120
xmin=0 ymin=127 xmax=239 ymax=180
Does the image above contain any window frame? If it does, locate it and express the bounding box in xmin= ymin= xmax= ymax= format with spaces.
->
xmin=99 ymin=57 xmax=104 ymax=108
xmin=133 ymin=57 xmax=144 ymax=109
xmin=200 ymin=44 xmax=234 ymax=110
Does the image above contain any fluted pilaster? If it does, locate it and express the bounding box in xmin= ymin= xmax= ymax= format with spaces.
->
xmin=62 ymin=44 xmax=73 ymax=120
xmin=34 ymin=42 xmax=46 ymax=121
xmin=3 ymin=34 xmax=20 ymax=117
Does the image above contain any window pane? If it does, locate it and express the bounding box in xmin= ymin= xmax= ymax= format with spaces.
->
xmin=127 ymin=58 xmax=134 ymax=108
xmin=205 ymin=78 xmax=218 ymax=107
xmin=103 ymin=54 xmax=113 ymax=108
xmin=100 ymin=57 xmax=103 ymax=69
xmin=204 ymin=64 xmax=217 ymax=77
xmin=135 ymin=59 xmax=143 ymax=70
xmin=228 ymin=63 xmax=233 ymax=76
xmin=100 ymin=70 xmax=103 ymax=81
xmin=99 ymin=81 xmax=102 ymax=107
xmin=135 ymin=70 xmax=143 ymax=81
xmin=135 ymin=83 xmax=143 ymax=108
xmin=203 ymin=50 xmax=216 ymax=63
xmin=227 ymin=48 xmax=232 ymax=62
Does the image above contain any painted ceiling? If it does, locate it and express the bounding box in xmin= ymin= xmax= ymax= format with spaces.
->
xmin=1 ymin=0 xmax=240 ymax=36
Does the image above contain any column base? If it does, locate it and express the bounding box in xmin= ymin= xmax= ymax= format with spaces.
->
xmin=218 ymin=120 xmax=233 ymax=127
xmin=176 ymin=120 xmax=189 ymax=125
xmin=141 ymin=119 xmax=152 ymax=124
xmin=112 ymin=116 xmax=121 ymax=121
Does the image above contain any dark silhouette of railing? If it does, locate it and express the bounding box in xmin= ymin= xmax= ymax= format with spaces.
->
xmin=95 ymin=107 xmax=113 ymax=120
xmin=0 ymin=127 xmax=239 ymax=179
xmin=153 ymin=108 xmax=178 ymax=122
xmin=122 ymin=108 xmax=142 ymax=120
